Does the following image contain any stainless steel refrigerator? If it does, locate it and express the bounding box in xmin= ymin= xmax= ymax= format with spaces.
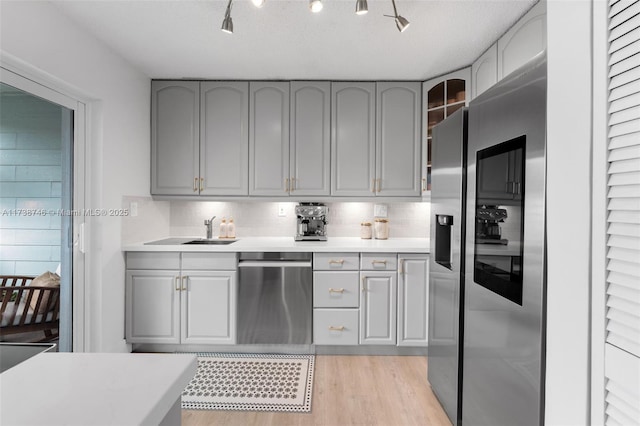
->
xmin=428 ymin=54 xmax=547 ymax=426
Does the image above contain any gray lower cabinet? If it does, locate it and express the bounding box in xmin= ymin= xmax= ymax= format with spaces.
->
xmin=397 ymin=254 xmax=429 ymax=346
xmin=125 ymin=252 xmax=237 ymax=345
xmin=376 ymin=82 xmax=422 ymax=197
xmin=360 ymin=270 xmax=397 ymax=345
xmin=151 ymin=81 xmax=199 ymax=195
xmin=151 ymin=80 xmax=249 ymax=196
xmin=249 ymin=82 xmax=290 ymax=196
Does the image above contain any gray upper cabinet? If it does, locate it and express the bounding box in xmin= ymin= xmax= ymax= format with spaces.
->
xmin=289 ymin=81 xmax=331 ymax=196
xmin=376 ymin=82 xmax=421 ymax=197
xmin=331 ymin=82 xmax=376 ymax=196
xmin=200 ymin=82 xmax=249 ymax=196
xmin=249 ymin=82 xmax=290 ymax=196
xmin=151 ymin=81 xmax=199 ymax=195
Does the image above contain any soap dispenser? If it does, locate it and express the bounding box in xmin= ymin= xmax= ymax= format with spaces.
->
xmin=227 ymin=217 xmax=236 ymax=239
xmin=219 ymin=217 xmax=228 ymax=239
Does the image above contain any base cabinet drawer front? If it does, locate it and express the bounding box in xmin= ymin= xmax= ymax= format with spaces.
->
xmin=313 ymin=271 xmax=359 ymax=308
xmin=126 ymin=252 xmax=180 ymax=270
xmin=313 ymin=253 xmax=360 ymax=270
xmin=360 ymin=253 xmax=397 ymax=271
xmin=313 ymin=309 xmax=359 ymax=345
xmin=181 ymin=252 xmax=237 ymax=270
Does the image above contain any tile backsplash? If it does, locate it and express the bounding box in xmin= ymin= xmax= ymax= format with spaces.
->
xmin=122 ymin=199 xmax=430 ymax=244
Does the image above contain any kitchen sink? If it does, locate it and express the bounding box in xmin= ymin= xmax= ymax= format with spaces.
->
xmin=182 ymin=239 xmax=237 ymax=245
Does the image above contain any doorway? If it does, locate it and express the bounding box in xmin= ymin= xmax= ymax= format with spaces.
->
xmin=0 ymin=67 xmax=86 ymax=352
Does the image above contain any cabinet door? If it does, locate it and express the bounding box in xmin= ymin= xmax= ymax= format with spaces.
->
xmin=497 ymin=1 xmax=546 ymax=79
xmin=472 ymin=43 xmax=498 ymax=99
xmin=181 ymin=271 xmax=237 ymax=345
xmin=290 ymin=81 xmax=331 ymax=196
xmin=200 ymin=82 xmax=249 ymax=196
xmin=126 ymin=270 xmax=180 ymax=344
xmin=151 ymin=81 xmax=200 ymax=195
xmin=397 ymin=255 xmax=429 ymax=346
xmin=376 ymin=82 xmax=421 ymax=197
xmin=249 ymin=82 xmax=290 ymax=196
xmin=331 ymin=82 xmax=376 ymax=196
xmin=359 ymin=271 xmax=397 ymax=345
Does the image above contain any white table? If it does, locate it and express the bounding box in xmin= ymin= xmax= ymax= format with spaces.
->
xmin=0 ymin=352 xmax=197 ymax=425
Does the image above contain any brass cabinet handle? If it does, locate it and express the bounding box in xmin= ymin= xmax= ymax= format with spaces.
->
xmin=328 ymin=287 xmax=345 ymax=293
xmin=361 ymin=276 xmax=367 ymax=291
xmin=371 ymin=179 xmax=376 ymax=193
xmin=291 ymin=177 xmax=296 ymax=192
xmin=372 ymin=260 xmax=388 ymax=265
xmin=175 ymin=276 xmax=181 ymax=291
xmin=181 ymin=276 xmax=188 ymax=291
xmin=193 ymin=177 xmax=198 ymax=192
xmin=199 ymin=178 xmax=204 ymax=192
xmin=377 ymin=178 xmax=382 ymax=193
xmin=328 ymin=326 xmax=345 ymax=331
xmin=329 ymin=259 xmax=345 ymax=265
xmin=422 ymin=177 xmax=426 ymax=192
xmin=285 ymin=177 xmax=290 ymax=193
xmin=399 ymin=259 xmax=404 ymax=274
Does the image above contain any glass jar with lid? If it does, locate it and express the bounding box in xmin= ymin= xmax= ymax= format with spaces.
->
xmin=361 ymin=221 xmax=372 ymax=239
xmin=374 ymin=218 xmax=389 ymax=239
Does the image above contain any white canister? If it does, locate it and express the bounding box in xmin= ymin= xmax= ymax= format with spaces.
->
xmin=227 ymin=217 xmax=236 ymax=239
xmin=360 ymin=222 xmax=372 ymax=239
xmin=219 ymin=217 xmax=228 ymax=238
xmin=374 ymin=218 xmax=389 ymax=240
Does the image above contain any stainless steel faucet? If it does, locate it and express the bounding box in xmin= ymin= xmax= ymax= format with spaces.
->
xmin=204 ymin=215 xmax=216 ymax=239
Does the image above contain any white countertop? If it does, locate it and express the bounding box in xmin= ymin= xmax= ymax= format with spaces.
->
xmin=0 ymin=352 xmax=197 ymax=426
xmin=124 ymin=236 xmax=430 ymax=253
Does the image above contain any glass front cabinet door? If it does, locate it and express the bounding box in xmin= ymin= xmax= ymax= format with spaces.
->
xmin=422 ymin=68 xmax=471 ymax=193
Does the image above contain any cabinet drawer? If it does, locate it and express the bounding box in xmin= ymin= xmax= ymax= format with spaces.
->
xmin=126 ymin=252 xmax=180 ymax=270
xmin=313 ymin=271 xmax=359 ymax=308
xmin=313 ymin=309 xmax=359 ymax=345
xmin=360 ymin=253 xmax=397 ymax=271
xmin=313 ymin=253 xmax=359 ymax=270
xmin=182 ymin=252 xmax=237 ymax=270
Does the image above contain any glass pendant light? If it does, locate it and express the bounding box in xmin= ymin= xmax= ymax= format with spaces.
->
xmin=355 ymin=0 xmax=368 ymax=15
xmin=309 ymin=0 xmax=323 ymax=13
xmin=221 ymin=0 xmax=233 ymax=34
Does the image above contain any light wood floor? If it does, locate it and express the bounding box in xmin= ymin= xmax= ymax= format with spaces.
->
xmin=182 ymin=355 xmax=452 ymax=426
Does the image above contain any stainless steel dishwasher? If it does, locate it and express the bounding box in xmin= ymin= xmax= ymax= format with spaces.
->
xmin=237 ymin=252 xmax=312 ymax=344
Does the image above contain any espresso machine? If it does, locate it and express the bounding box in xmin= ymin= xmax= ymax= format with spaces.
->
xmin=475 ymin=205 xmax=508 ymax=244
xmin=295 ymin=203 xmax=328 ymax=241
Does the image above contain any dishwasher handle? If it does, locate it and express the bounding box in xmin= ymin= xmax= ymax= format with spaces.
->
xmin=238 ymin=261 xmax=312 ymax=268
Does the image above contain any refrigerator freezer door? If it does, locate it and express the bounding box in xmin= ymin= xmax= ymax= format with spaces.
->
xmin=463 ymin=55 xmax=546 ymax=426
xmin=428 ymin=108 xmax=467 ymax=425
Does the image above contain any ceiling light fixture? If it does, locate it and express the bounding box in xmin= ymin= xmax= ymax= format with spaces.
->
xmin=384 ymin=0 xmax=410 ymax=32
xmin=355 ymin=0 xmax=368 ymax=15
xmin=251 ymin=0 xmax=266 ymax=8
xmin=221 ymin=0 xmax=233 ymax=34
xmin=309 ymin=0 xmax=323 ymax=13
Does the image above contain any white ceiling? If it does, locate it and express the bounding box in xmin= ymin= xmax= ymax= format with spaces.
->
xmin=52 ymin=0 xmax=537 ymax=81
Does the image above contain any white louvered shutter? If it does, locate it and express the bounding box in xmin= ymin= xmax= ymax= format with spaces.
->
xmin=605 ymin=0 xmax=640 ymax=425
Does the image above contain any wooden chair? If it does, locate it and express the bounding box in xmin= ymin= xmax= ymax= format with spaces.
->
xmin=0 ymin=275 xmax=60 ymax=342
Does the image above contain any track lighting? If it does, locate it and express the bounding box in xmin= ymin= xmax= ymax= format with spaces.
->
xmin=251 ymin=0 xmax=266 ymax=7
xmin=220 ymin=0 xmax=233 ymax=34
xmin=385 ymin=0 xmax=410 ymax=32
xmin=355 ymin=0 xmax=368 ymax=15
xmin=309 ymin=0 xmax=323 ymax=13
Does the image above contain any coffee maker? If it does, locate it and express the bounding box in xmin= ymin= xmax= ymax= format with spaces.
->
xmin=475 ymin=205 xmax=508 ymax=244
xmin=295 ymin=203 xmax=328 ymax=241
